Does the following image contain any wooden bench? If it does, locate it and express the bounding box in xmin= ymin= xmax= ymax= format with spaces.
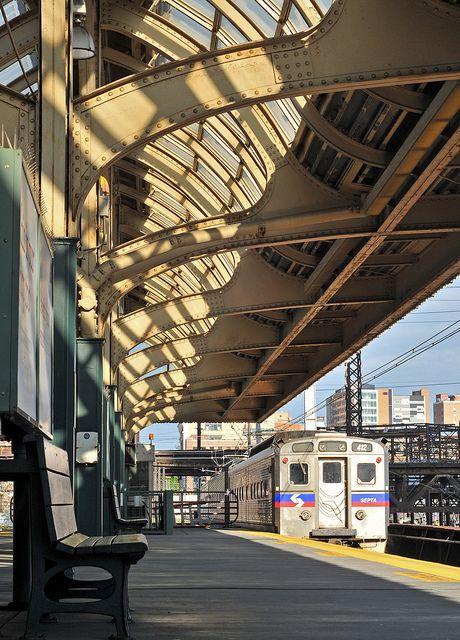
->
xmin=104 ymin=479 xmax=148 ymax=534
xmin=23 ymin=436 xmax=148 ymax=640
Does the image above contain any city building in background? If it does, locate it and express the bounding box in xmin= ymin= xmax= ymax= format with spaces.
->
xmin=325 ymin=385 xmax=429 ymax=426
xmin=304 ymin=385 xmax=317 ymax=429
xmin=433 ymin=394 xmax=460 ymax=425
xmin=390 ymin=389 xmax=429 ymax=424
xmin=179 ymin=411 xmax=304 ymax=452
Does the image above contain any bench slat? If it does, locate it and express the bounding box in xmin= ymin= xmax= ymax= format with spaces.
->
xmin=56 ymin=532 xmax=88 ymax=554
xmin=37 ymin=439 xmax=72 ymax=475
xmin=74 ymin=537 xmax=105 ymax=554
xmin=42 ymin=470 xmax=74 ymax=506
xmin=94 ymin=536 xmax=116 ymax=553
xmin=112 ymin=534 xmax=148 ymax=555
xmin=46 ymin=505 xmax=77 ymax=542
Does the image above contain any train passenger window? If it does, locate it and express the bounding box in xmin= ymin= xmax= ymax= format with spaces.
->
xmin=357 ymin=463 xmax=376 ymax=484
xmin=289 ymin=463 xmax=308 ymax=485
xmin=323 ymin=462 xmax=341 ymax=484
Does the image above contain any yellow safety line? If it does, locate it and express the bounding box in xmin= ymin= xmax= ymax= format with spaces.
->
xmin=236 ymin=530 xmax=460 ymax=581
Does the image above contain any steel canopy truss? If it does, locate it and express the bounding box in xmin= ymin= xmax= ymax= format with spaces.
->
xmin=1 ymin=0 xmax=460 ymax=436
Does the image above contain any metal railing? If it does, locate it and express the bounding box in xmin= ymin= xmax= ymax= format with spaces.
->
xmin=172 ymin=491 xmax=238 ymax=528
xmin=125 ymin=490 xmax=165 ymax=531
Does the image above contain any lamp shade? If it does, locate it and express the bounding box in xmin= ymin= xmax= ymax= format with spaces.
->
xmin=73 ymin=24 xmax=96 ymax=60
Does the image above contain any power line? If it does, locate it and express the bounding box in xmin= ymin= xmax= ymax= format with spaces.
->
xmin=279 ymin=321 xmax=460 ymax=428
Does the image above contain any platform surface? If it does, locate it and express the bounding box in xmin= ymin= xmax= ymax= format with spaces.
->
xmin=1 ymin=528 xmax=460 ymax=639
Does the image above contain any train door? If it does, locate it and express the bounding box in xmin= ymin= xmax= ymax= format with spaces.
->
xmin=318 ymin=459 xmax=347 ymax=529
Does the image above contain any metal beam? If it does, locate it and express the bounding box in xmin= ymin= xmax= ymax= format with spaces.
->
xmin=225 ymin=83 xmax=460 ymax=416
xmin=0 ymin=9 xmax=37 ymax=69
xmin=72 ymin=0 xmax=460 ymax=213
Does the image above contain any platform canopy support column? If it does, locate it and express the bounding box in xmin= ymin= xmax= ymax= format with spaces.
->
xmin=76 ymin=338 xmax=105 ymax=535
xmin=53 ymin=238 xmax=78 ymax=482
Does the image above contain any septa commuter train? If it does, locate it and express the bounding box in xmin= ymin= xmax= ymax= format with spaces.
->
xmin=206 ymin=430 xmax=389 ymax=550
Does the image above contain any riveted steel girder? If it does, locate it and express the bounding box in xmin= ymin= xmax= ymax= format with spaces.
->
xmin=87 ymin=161 xmax=357 ymax=319
xmin=126 ymin=380 xmax=284 ymax=428
xmin=0 ymin=9 xmax=37 ymax=70
xmin=72 ymin=0 xmax=460 ymax=214
xmin=111 ymin=250 xmax=397 ymax=366
xmin=0 ymin=88 xmax=36 ymax=170
xmin=101 ymin=0 xmax=204 ymax=60
xmin=131 ymin=404 xmax=259 ymax=430
xmin=224 ymin=84 xmax=460 ymax=415
xmin=118 ymin=315 xmax=280 ymax=394
xmin=296 ymin=97 xmax=393 ymax=168
xmin=117 ymin=318 xmax=344 ymax=396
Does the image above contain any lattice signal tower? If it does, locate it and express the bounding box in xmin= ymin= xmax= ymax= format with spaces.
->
xmin=345 ymin=351 xmax=363 ymax=435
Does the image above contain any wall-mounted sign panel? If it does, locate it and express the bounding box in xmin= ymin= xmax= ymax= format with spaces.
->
xmin=0 ymin=149 xmax=53 ymax=435
xmin=17 ymin=172 xmax=38 ymax=422
xmin=38 ymin=226 xmax=53 ymax=433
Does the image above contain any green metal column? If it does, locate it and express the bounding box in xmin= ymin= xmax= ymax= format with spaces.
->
xmin=75 ymin=338 xmax=104 ymax=535
xmin=118 ymin=415 xmax=127 ymax=492
xmin=106 ymin=385 xmax=117 ymax=484
xmin=164 ymin=490 xmax=174 ymax=535
xmin=113 ymin=410 xmax=124 ymax=487
xmin=52 ymin=238 xmax=77 ymax=481
xmin=103 ymin=386 xmax=116 ymax=534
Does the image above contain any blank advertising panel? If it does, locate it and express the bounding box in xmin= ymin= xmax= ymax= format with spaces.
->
xmin=17 ymin=172 xmax=38 ymax=422
xmin=0 ymin=149 xmax=53 ymax=435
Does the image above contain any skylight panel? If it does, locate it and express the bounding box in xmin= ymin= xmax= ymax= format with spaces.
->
xmin=155 ymin=4 xmax=211 ymax=47
xmin=0 ymin=52 xmax=37 ymax=86
xmin=230 ymin=0 xmax=277 ymax=36
xmin=217 ymin=16 xmax=247 ymax=46
xmin=264 ymin=99 xmax=301 ymax=144
xmin=0 ymin=0 xmax=29 ymax=26
xmin=285 ymin=2 xmax=312 ymax=33
xmin=196 ymin=160 xmax=232 ymax=203
xmin=314 ymin=0 xmax=333 ymax=14
xmin=156 ymin=135 xmax=195 ymax=167
xmin=202 ymin=126 xmax=240 ymax=176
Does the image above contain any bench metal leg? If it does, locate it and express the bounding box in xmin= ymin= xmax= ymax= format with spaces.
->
xmin=21 ymin=550 xmax=136 ymax=640
xmin=109 ymin=563 xmax=133 ymax=640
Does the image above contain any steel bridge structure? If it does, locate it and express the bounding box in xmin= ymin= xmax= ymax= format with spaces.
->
xmin=340 ymin=423 xmax=460 ymax=526
xmin=1 ymin=0 xmax=460 ymax=530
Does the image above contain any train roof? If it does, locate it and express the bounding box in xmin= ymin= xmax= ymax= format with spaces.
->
xmin=248 ymin=430 xmax=319 ymax=457
xmin=248 ymin=429 xmax=378 ymax=457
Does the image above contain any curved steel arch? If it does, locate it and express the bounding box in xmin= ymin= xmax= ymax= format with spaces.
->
xmin=72 ymin=0 xmax=460 ymax=213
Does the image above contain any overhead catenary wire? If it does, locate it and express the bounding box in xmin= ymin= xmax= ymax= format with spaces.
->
xmin=273 ymin=320 xmax=460 ymax=430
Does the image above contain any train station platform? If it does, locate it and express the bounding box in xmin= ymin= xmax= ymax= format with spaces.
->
xmin=0 ymin=529 xmax=460 ymax=639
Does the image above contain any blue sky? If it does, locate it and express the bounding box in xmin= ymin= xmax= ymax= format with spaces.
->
xmin=140 ymin=276 xmax=460 ymax=448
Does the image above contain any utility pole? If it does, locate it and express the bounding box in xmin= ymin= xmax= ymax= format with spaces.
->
xmin=197 ymin=422 xmax=202 ymax=450
xmin=345 ymin=351 xmax=363 ymax=435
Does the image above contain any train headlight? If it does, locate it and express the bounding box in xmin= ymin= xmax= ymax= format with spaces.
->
xmin=300 ymin=510 xmax=312 ymax=521
xmin=355 ymin=510 xmax=366 ymax=520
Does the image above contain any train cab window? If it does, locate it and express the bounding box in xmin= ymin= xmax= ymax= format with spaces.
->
xmin=357 ymin=463 xmax=376 ymax=484
xmin=289 ymin=463 xmax=308 ymax=485
xmin=323 ymin=461 xmax=341 ymax=484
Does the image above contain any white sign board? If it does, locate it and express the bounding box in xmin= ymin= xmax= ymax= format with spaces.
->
xmin=38 ymin=226 xmax=53 ymax=433
xmin=17 ymin=176 xmax=38 ymax=422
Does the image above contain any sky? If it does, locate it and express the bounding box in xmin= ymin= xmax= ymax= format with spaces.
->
xmin=139 ymin=276 xmax=460 ymax=449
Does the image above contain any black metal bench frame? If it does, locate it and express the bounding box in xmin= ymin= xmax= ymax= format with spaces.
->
xmin=22 ymin=436 xmax=148 ymax=640
xmin=104 ymin=479 xmax=148 ymax=534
